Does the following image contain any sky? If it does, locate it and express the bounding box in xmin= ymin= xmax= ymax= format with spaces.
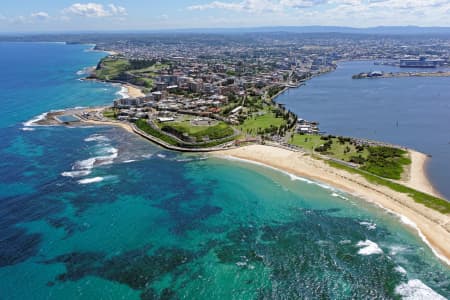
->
xmin=1 ymin=0 xmax=450 ymax=32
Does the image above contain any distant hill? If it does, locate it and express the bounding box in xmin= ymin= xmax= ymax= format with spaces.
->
xmin=158 ymin=26 xmax=450 ymax=35
xmin=2 ymin=26 xmax=450 ymax=40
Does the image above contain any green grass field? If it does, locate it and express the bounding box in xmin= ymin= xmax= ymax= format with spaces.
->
xmin=290 ymin=134 xmax=370 ymax=161
xmin=361 ymin=146 xmax=411 ymax=180
xmin=327 ymin=160 xmax=450 ymax=214
xmin=241 ymin=112 xmax=286 ymax=135
xmin=160 ymin=121 xmax=234 ymax=142
xmin=136 ymin=119 xmax=236 ymax=149
xmin=129 ymin=63 xmax=169 ymax=74
xmin=290 ymin=134 xmax=411 ymax=180
xmin=136 ymin=119 xmax=180 ymax=146
xmin=95 ymin=58 xmax=162 ymax=88
xmin=102 ymin=109 xmax=116 ymax=119
xmin=96 ymin=58 xmax=131 ymax=80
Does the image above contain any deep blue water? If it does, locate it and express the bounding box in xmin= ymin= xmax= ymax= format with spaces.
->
xmin=0 ymin=43 xmax=449 ymax=299
xmin=277 ymin=61 xmax=450 ymax=199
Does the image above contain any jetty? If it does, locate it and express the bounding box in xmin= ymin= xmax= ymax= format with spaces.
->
xmin=352 ymin=71 xmax=450 ymax=79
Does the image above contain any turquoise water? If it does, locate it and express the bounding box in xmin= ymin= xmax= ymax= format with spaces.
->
xmin=0 ymin=43 xmax=449 ymax=299
xmin=276 ymin=61 xmax=450 ymax=200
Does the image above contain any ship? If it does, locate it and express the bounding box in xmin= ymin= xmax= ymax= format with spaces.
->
xmin=399 ymin=57 xmax=440 ymax=68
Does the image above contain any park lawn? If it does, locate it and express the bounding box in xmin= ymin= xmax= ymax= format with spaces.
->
xmin=361 ymin=146 xmax=411 ymax=180
xmin=329 ymin=140 xmax=370 ymax=161
xmin=290 ymin=134 xmax=324 ymax=151
xmin=130 ymin=63 xmax=169 ymax=74
xmin=96 ymin=58 xmax=130 ymax=80
xmin=290 ymin=134 xmax=370 ymax=161
xmin=136 ymin=119 xmax=179 ymax=146
xmin=163 ymin=120 xmax=214 ymax=134
xmin=102 ymin=109 xmax=116 ymax=119
xmin=161 ymin=121 xmax=234 ymax=141
xmin=291 ymin=134 xmax=409 ymax=180
xmin=241 ymin=112 xmax=286 ymax=135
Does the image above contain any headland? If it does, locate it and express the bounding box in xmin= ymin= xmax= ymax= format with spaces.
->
xmin=26 ymin=43 xmax=450 ymax=266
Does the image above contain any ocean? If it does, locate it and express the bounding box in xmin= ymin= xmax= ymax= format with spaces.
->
xmin=0 ymin=42 xmax=449 ymax=299
xmin=276 ymin=61 xmax=450 ymax=200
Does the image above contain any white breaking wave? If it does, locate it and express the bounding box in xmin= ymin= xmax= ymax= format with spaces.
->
xmin=21 ymin=127 xmax=35 ymax=131
xmin=116 ymin=86 xmax=129 ymax=99
xmin=359 ymin=221 xmax=377 ymax=230
xmin=395 ymin=266 xmax=407 ymax=274
xmin=176 ymin=158 xmax=195 ymax=162
xmin=142 ymin=154 xmax=153 ymax=159
xmin=78 ymin=177 xmax=104 ymax=184
xmin=390 ymin=245 xmax=408 ymax=255
xmin=157 ymin=153 xmax=167 ymax=158
xmin=61 ymin=141 xmax=118 ymax=178
xmin=23 ymin=112 xmax=48 ymax=127
xmin=395 ymin=279 xmax=446 ymax=300
xmin=123 ymin=160 xmax=137 ymax=163
xmin=61 ymin=170 xmax=92 ymax=178
xmin=76 ymin=65 xmax=95 ymax=76
xmin=331 ymin=192 xmax=350 ymax=201
xmin=73 ymin=157 xmax=97 ymax=171
xmin=398 ymin=214 xmax=450 ymax=266
xmin=78 ymin=175 xmax=118 ymax=185
xmin=220 ymin=155 xmax=339 ymax=193
xmin=356 ymin=240 xmax=383 ymax=255
xmin=84 ymin=134 xmax=111 ymax=143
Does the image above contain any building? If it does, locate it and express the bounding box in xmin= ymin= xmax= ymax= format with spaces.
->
xmin=114 ymin=97 xmax=144 ymax=108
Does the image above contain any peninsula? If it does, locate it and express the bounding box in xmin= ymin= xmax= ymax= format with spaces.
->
xmin=27 ymin=32 xmax=450 ymax=265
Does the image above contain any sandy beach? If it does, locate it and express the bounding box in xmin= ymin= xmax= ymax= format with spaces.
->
xmin=124 ymin=84 xmax=145 ymax=98
xmin=402 ymin=150 xmax=443 ymax=198
xmin=215 ymin=145 xmax=450 ymax=265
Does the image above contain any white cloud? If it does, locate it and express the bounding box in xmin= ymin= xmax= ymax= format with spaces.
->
xmin=63 ymin=3 xmax=127 ymax=18
xmin=188 ymin=0 xmax=329 ymax=12
xmin=30 ymin=12 xmax=50 ymax=20
xmin=188 ymin=0 xmax=285 ymax=13
xmin=187 ymin=0 xmax=450 ymax=26
xmin=108 ymin=4 xmax=127 ymax=16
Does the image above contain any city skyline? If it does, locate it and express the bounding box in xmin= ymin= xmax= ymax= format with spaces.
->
xmin=2 ymin=0 xmax=450 ymax=32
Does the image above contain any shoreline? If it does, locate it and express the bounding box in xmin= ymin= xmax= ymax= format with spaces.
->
xmin=123 ymin=84 xmax=145 ymax=98
xmin=403 ymin=150 xmax=444 ymax=199
xmin=272 ymin=59 xmax=446 ymax=199
xmin=213 ymin=145 xmax=450 ymax=265
xmin=23 ymin=48 xmax=450 ymax=265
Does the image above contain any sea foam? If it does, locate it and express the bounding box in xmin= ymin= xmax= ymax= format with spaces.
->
xmin=84 ymin=134 xmax=110 ymax=143
xmin=123 ymin=159 xmax=137 ymax=163
xmin=395 ymin=279 xmax=446 ymax=300
xmin=78 ymin=177 xmax=104 ymax=184
xmin=61 ymin=170 xmax=92 ymax=178
xmin=359 ymin=221 xmax=377 ymax=230
xmin=23 ymin=112 xmax=48 ymax=127
xmin=356 ymin=240 xmax=383 ymax=255
xmin=61 ymin=136 xmax=118 ymax=178
xmin=395 ymin=266 xmax=407 ymax=274
xmin=220 ymin=155 xmax=337 ymax=192
xmin=116 ymin=86 xmax=129 ymax=99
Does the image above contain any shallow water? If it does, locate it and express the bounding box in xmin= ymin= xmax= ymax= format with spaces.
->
xmin=0 ymin=43 xmax=449 ymax=299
